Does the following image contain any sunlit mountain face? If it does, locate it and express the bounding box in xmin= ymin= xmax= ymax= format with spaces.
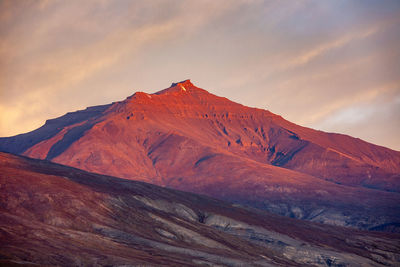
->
xmin=1 ymin=152 xmax=399 ymax=266
xmin=1 ymin=80 xmax=399 ymax=233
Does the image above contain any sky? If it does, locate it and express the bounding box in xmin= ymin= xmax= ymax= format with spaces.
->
xmin=0 ymin=0 xmax=399 ymax=150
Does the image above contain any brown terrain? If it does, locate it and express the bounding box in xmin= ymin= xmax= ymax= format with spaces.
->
xmin=1 ymin=80 xmax=399 ymax=231
xmin=1 ymin=152 xmax=399 ymax=266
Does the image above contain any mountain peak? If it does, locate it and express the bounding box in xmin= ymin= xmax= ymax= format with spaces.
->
xmin=170 ymin=79 xmax=193 ymax=88
xmin=154 ymin=79 xmax=199 ymax=95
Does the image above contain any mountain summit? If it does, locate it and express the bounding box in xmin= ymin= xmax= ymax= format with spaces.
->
xmin=1 ymin=80 xmax=399 ymax=231
xmin=156 ymin=79 xmax=196 ymax=94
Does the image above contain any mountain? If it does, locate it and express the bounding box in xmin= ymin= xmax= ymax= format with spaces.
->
xmin=1 ymin=80 xmax=399 ymax=231
xmin=1 ymin=152 xmax=399 ymax=266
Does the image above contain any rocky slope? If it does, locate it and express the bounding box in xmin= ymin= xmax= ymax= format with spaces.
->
xmin=1 ymin=80 xmax=399 ymax=231
xmin=1 ymin=152 xmax=399 ymax=266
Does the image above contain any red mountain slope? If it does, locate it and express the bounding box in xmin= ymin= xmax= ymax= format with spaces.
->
xmin=0 ymin=80 xmax=399 ymax=230
xmin=1 ymin=152 xmax=399 ymax=266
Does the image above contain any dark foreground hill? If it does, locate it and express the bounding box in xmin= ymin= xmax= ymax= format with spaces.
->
xmin=0 ymin=152 xmax=399 ymax=266
xmin=1 ymin=80 xmax=400 ymax=231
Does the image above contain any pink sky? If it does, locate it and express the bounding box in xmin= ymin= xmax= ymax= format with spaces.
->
xmin=1 ymin=0 xmax=399 ymax=150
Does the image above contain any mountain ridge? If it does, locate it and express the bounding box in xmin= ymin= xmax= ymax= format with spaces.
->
xmin=1 ymin=80 xmax=399 ymax=231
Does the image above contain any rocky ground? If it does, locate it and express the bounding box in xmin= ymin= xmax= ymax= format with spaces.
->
xmin=1 ymin=152 xmax=399 ymax=266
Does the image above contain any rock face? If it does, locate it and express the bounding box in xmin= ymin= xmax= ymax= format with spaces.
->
xmin=1 ymin=152 xmax=399 ymax=266
xmin=1 ymin=80 xmax=400 ymax=231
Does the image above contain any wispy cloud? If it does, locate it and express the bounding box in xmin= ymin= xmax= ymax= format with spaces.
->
xmin=280 ymin=26 xmax=380 ymax=71
xmin=302 ymin=81 xmax=399 ymax=125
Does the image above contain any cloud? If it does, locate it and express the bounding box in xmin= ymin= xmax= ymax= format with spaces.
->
xmin=280 ymin=26 xmax=380 ymax=71
xmin=0 ymin=89 xmax=53 ymax=136
xmin=0 ymin=0 xmax=243 ymax=136
xmin=314 ymin=84 xmax=400 ymax=150
xmin=304 ymin=81 xmax=399 ymax=125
